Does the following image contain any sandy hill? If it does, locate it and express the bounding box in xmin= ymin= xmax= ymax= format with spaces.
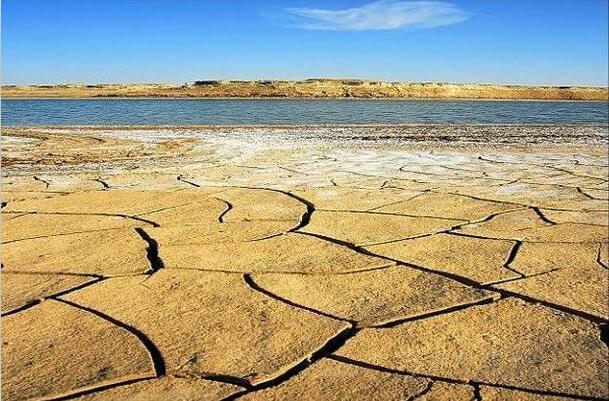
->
xmin=2 ymin=79 xmax=607 ymax=100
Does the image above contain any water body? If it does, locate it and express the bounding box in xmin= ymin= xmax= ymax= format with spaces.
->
xmin=1 ymin=99 xmax=607 ymax=126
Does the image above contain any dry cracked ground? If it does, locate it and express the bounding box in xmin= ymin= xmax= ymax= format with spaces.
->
xmin=1 ymin=125 xmax=608 ymax=401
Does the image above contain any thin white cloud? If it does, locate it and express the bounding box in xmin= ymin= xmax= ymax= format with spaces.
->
xmin=284 ymin=0 xmax=469 ymax=31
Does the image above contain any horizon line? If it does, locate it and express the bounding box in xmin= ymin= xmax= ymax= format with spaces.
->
xmin=2 ymin=79 xmax=607 ymax=89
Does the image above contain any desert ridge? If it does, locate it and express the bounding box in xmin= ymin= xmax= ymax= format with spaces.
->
xmin=2 ymin=79 xmax=607 ymax=100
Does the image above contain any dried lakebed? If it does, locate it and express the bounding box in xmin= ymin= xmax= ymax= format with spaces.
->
xmin=1 ymin=125 xmax=608 ymax=401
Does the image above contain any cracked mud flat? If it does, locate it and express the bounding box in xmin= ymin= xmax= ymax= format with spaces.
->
xmin=1 ymin=124 xmax=608 ymax=401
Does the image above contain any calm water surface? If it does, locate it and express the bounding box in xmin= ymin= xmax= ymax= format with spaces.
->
xmin=1 ymin=99 xmax=607 ymax=125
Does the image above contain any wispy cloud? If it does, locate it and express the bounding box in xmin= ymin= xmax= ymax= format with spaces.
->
xmin=284 ymin=1 xmax=469 ymax=31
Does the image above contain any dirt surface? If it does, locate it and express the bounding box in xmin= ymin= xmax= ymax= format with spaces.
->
xmin=3 ymin=80 xmax=608 ymax=100
xmin=1 ymin=125 xmax=608 ymax=401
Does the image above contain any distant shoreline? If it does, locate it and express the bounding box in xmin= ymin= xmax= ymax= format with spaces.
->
xmin=2 ymin=97 xmax=608 ymax=102
xmin=2 ymin=80 xmax=607 ymax=100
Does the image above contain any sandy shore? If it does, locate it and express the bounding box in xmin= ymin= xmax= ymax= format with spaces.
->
xmin=3 ymin=80 xmax=608 ymax=100
xmin=2 ymin=125 xmax=608 ymax=400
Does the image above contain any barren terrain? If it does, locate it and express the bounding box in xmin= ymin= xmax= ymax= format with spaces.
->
xmin=2 ymin=80 xmax=607 ymax=100
xmin=1 ymin=125 xmax=608 ymax=401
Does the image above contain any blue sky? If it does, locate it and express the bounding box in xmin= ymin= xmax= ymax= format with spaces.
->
xmin=2 ymin=0 xmax=607 ymax=86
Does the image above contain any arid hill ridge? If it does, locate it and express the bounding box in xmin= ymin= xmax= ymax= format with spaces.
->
xmin=2 ymin=79 xmax=607 ymax=100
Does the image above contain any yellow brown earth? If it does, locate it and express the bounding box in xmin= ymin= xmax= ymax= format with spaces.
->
xmin=1 ymin=125 xmax=608 ymax=401
xmin=2 ymin=80 xmax=608 ymax=100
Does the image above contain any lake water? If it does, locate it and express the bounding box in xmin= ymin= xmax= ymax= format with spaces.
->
xmin=1 ymin=99 xmax=607 ymax=126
